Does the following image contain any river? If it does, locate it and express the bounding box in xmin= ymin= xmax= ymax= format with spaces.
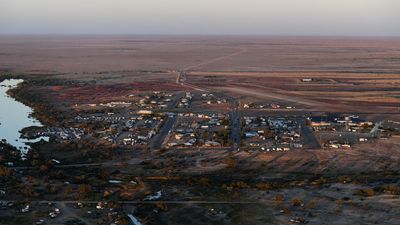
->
xmin=0 ymin=79 xmax=48 ymax=155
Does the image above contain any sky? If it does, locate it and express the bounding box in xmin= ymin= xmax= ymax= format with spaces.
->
xmin=0 ymin=0 xmax=399 ymax=36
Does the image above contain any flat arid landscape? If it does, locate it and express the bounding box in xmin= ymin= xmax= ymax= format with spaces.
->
xmin=1 ymin=35 xmax=400 ymax=225
xmin=2 ymin=36 xmax=400 ymax=73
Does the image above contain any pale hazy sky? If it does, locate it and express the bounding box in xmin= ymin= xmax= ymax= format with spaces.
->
xmin=0 ymin=0 xmax=399 ymax=36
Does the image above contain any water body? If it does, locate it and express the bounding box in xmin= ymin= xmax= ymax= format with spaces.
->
xmin=0 ymin=79 xmax=48 ymax=154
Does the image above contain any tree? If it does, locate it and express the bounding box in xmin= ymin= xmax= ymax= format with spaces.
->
xmin=155 ymin=202 xmax=168 ymax=211
xmin=225 ymin=156 xmax=237 ymax=169
xmin=20 ymin=185 xmax=38 ymax=197
xmin=355 ymin=188 xmax=375 ymax=197
xmin=0 ymin=166 xmax=12 ymax=177
xmin=78 ymin=184 xmax=92 ymax=199
xmin=275 ymin=194 xmax=284 ymax=206
xmin=117 ymin=218 xmax=131 ymax=225
xmin=292 ymin=198 xmax=304 ymax=207
xmin=39 ymin=164 xmax=48 ymax=173
xmin=198 ymin=177 xmax=210 ymax=186
xmin=255 ymin=182 xmax=271 ymax=190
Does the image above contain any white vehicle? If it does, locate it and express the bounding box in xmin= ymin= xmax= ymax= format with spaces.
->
xmin=49 ymin=212 xmax=57 ymax=218
xmin=21 ymin=205 xmax=30 ymax=213
xmin=76 ymin=202 xmax=84 ymax=208
xmin=35 ymin=219 xmax=45 ymax=225
xmin=144 ymin=191 xmax=162 ymax=201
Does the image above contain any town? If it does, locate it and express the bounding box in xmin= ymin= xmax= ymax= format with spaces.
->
xmin=20 ymin=89 xmax=399 ymax=153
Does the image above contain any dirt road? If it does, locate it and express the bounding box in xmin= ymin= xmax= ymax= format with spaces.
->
xmin=221 ymin=86 xmax=321 ymax=107
xmin=184 ymin=47 xmax=247 ymax=71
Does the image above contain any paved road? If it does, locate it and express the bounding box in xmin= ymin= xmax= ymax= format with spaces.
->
xmin=177 ymin=70 xmax=209 ymax=92
xmin=169 ymin=91 xmax=184 ymax=108
xmin=300 ymin=119 xmax=321 ymax=149
xmin=57 ymin=201 xmax=91 ymax=225
xmin=152 ymin=91 xmax=182 ymax=150
xmin=230 ymin=100 xmax=241 ymax=149
xmin=149 ymin=115 xmax=177 ymax=149
xmin=370 ymin=121 xmax=383 ymax=135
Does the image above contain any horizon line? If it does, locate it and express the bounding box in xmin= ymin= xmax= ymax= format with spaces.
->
xmin=0 ymin=33 xmax=400 ymax=38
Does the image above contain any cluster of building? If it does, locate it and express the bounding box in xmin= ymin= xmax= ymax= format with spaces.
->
xmin=22 ymin=127 xmax=84 ymax=143
xmin=307 ymin=114 xmax=374 ymax=132
xmin=177 ymin=92 xmax=193 ymax=108
xmin=307 ymin=114 xmax=379 ymax=149
xmin=137 ymin=91 xmax=174 ymax=109
xmin=72 ymin=109 xmax=163 ymax=147
xmin=323 ymin=140 xmax=353 ymax=149
xmin=98 ymin=101 xmax=132 ymax=108
xmin=242 ymin=116 xmax=302 ymax=151
xmin=167 ymin=113 xmax=230 ymax=148
xmin=74 ymin=113 xmax=126 ymax=124
xmin=42 ymin=127 xmax=84 ymax=142
xmin=201 ymin=93 xmax=228 ymax=105
xmin=81 ymin=101 xmax=133 ymax=108
xmin=243 ymin=102 xmax=296 ymax=110
xmin=120 ymin=113 xmax=163 ymax=146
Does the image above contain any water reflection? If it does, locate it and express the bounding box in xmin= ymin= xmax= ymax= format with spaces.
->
xmin=0 ymin=79 xmax=48 ymax=154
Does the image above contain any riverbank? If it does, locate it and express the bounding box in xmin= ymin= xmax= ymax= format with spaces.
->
xmin=0 ymin=79 xmax=49 ymax=154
